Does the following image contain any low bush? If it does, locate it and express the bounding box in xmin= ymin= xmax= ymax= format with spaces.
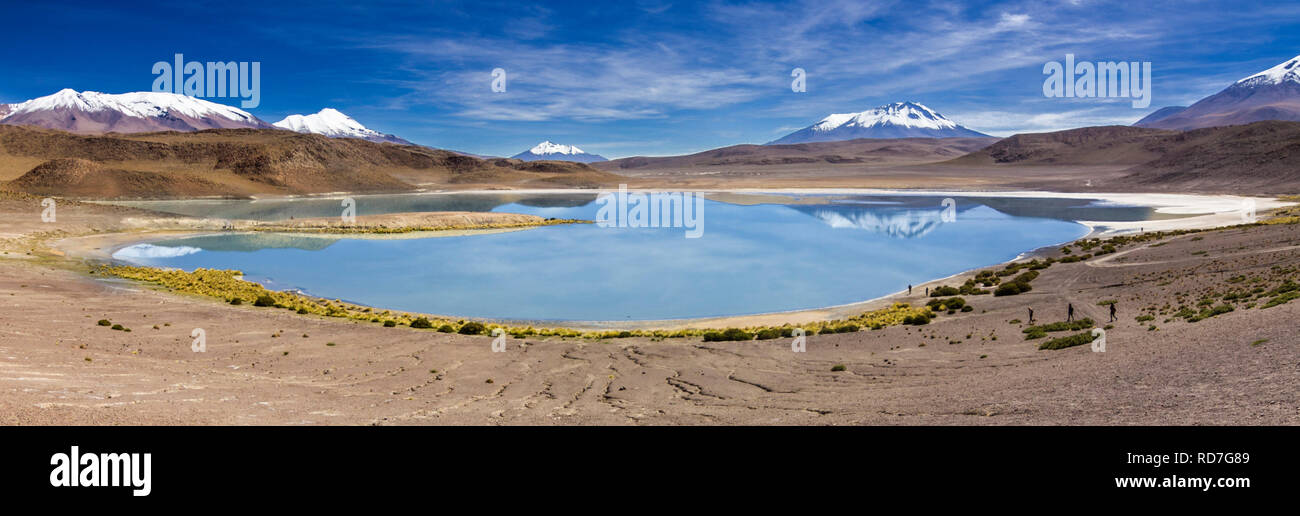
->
xmin=458 ymin=321 xmax=487 ymax=335
xmin=930 ymin=286 xmax=960 ymax=297
xmin=755 ymin=328 xmax=783 ymax=340
xmin=703 ymin=328 xmax=753 ymax=341
xmin=409 ymin=317 xmax=433 ymax=329
xmin=1038 ymin=331 xmax=1094 ymax=350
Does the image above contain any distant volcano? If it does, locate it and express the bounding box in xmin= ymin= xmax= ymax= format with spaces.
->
xmin=511 ymin=141 xmax=607 ymax=163
xmin=768 ymin=101 xmax=990 ymax=144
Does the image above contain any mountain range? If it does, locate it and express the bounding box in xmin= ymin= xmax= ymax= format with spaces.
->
xmin=510 ymin=141 xmax=607 ymax=163
xmin=0 ymin=90 xmax=413 ymax=145
xmin=768 ymin=102 xmax=990 ymax=144
xmin=1136 ymin=54 xmax=1300 ymax=130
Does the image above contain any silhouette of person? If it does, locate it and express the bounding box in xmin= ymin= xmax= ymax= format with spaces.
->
xmin=908 ymin=284 xmax=912 ymax=295
xmin=1109 ymin=302 xmax=1117 ymax=323
xmin=1028 ymin=307 xmax=1035 ymax=324
xmin=1067 ymin=303 xmax=1075 ymax=322
xmin=925 ymin=287 xmax=929 ymax=296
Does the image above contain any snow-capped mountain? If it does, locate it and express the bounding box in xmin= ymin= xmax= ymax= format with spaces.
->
xmin=0 ymin=89 xmax=271 ymax=133
xmin=272 ymin=108 xmax=410 ymax=144
xmin=768 ymin=102 xmax=990 ymax=144
xmin=510 ymin=141 xmax=607 ymax=163
xmin=1136 ymin=54 xmax=1300 ymax=130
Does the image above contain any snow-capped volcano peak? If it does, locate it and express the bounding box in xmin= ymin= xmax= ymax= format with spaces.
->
xmin=1 ymin=87 xmax=261 ymax=125
xmin=768 ymin=101 xmax=990 ymax=144
xmin=511 ymin=141 xmax=607 ymax=163
xmin=529 ymin=141 xmax=585 ymax=155
xmin=1236 ymin=54 xmax=1300 ymax=86
xmin=272 ymin=108 xmax=410 ymax=144
xmin=812 ymin=102 xmax=959 ymax=132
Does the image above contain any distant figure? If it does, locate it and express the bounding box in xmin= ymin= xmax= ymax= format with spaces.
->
xmin=925 ymin=287 xmax=929 ymax=296
xmin=1067 ymin=303 xmax=1075 ymax=322
xmin=1109 ymin=303 xmax=1117 ymax=323
xmin=1028 ymin=307 xmax=1035 ymax=324
xmin=908 ymin=284 xmax=912 ymax=295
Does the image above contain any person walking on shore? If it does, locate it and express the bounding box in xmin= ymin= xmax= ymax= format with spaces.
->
xmin=1028 ymin=307 xmax=1035 ymax=324
xmin=1109 ymin=302 xmax=1117 ymax=323
xmin=1067 ymin=303 xmax=1075 ymax=323
xmin=908 ymin=284 xmax=912 ymax=295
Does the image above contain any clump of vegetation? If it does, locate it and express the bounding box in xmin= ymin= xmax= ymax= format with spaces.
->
xmin=253 ymin=294 xmax=277 ymax=307
xmin=437 ymin=324 xmax=455 ymax=333
xmin=1186 ymin=304 xmax=1233 ymax=322
xmin=930 ymin=286 xmax=960 ymax=297
xmin=409 ymin=317 xmax=433 ymax=329
xmin=926 ymin=297 xmax=965 ymax=311
xmin=97 ymin=319 xmax=111 ymax=327
xmin=458 ymin=321 xmax=487 ymax=335
xmin=994 ymin=270 xmax=1040 ymax=297
xmin=902 ymin=313 xmax=931 ymax=325
xmin=703 ymin=328 xmax=753 ymax=342
xmin=831 ymin=364 xmax=847 ymax=372
xmin=1038 ymin=331 xmax=1095 ymax=350
xmin=383 ymin=320 xmax=397 ymax=327
xmin=755 ymin=328 xmax=783 ymax=340
xmin=1023 ymin=318 xmax=1094 ymax=340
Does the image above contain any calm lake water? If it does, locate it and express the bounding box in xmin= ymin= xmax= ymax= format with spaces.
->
xmin=109 ymin=193 xmax=1155 ymax=321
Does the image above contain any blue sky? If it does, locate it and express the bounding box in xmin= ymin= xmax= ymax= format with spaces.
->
xmin=3 ymin=0 xmax=1300 ymax=158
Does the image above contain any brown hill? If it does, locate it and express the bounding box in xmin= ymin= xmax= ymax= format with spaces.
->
xmin=596 ymin=137 xmax=998 ymax=173
xmin=946 ymin=126 xmax=1176 ymax=166
xmin=946 ymin=121 xmax=1300 ymax=193
xmin=0 ymin=126 xmax=622 ymax=199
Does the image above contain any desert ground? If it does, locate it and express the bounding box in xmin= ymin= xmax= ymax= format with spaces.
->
xmin=1 ymin=191 xmax=1297 ymax=425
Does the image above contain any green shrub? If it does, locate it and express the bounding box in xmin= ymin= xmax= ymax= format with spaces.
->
xmin=253 ymin=294 xmax=276 ymax=307
xmin=930 ymin=286 xmax=960 ymax=297
xmin=902 ymin=313 xmax=931 ymax=325
xmin=97 ymin=319 xmax=111 ymax=326
xmin=458 ymin=321 xmax=486 ymax=335
xmin=229 ymin=298 xmax=243 ymax=305
xmin=994 ymin=282 xmax=1030 ymax=296
xmin=755 ymin=328 xmax=783 ymax=340
xmin=703 ymin=328 xmax=753 ymax=341
xmin=1187 ymin=304 xmax=1233 ymax=322
xmin=437 ymin=324 xmax=455 ymax=333
xmin=926 ymin=297 xmax=965 ymax=310
xmin=1038 ymin=331 xmax=1094 ymax=350
xmin=383 ymin=320 xmax=397 ymax=327
xmin=831 ymin=364 xmax=847 ymax=372
xmin=409 ymin=317 xmax=433 ymax=329
xmin=111 ymin=324 xmax=124 ymax=331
